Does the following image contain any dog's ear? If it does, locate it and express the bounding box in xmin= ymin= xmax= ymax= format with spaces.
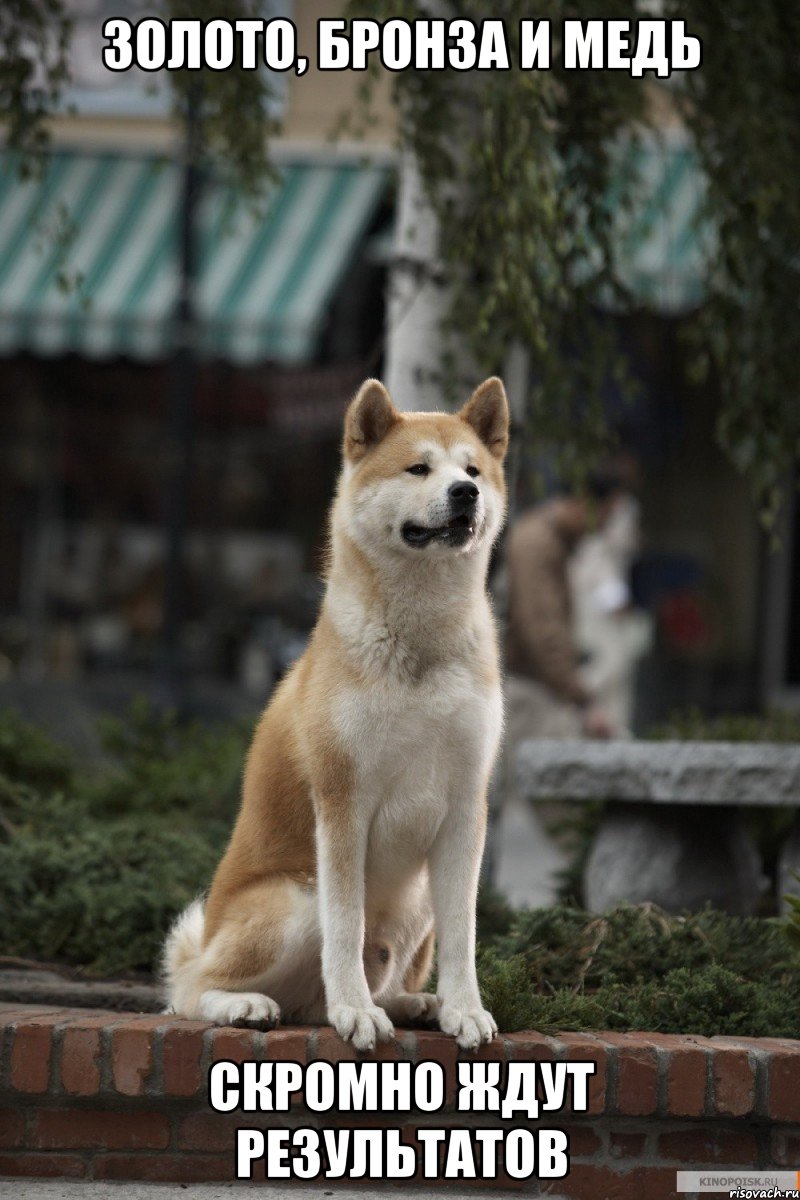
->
xmin=344 ymin=379 xmax=400 ymax=462
xmin=459 ymin=377 xmax=509 ymax=460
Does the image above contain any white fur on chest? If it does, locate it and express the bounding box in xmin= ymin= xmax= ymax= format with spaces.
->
xmin=334 ymin=661 xmax=500 ymax=782
xmin=332 ymin=661 xmax=502 ymax=888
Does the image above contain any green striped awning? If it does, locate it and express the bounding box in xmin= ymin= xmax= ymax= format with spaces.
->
xmin=609 ymin=132 xmax=712 ymax=312
xmin=0 ymin=151 xmax=389 ymax=363
xmin=565 ymin=131 xmax=711 ymax=313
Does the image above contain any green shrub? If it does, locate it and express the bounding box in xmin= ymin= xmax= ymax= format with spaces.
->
xmin=478 ymin=959 xmax=800 ymax=1040
xmin=0 ymin=707 xmax=74 ymax=791
xmin=0 ymin=701 xmax=245 ymax=975
xmin=0 ymin=812 xmax=226 ymax=973
xmin=90 ymin=697 xmax=248 ymax=820
xmin=648 ymin=707 xmax=800 ymax=743
xmin=492 ymin=903 xmax=795 ymax=990
xmin=785 ymin=873 xmax=800 ymax=953
xmin=475 ymin=902 xmax=800 ymax=1037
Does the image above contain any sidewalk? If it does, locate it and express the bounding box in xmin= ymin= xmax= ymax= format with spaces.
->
xmin=1 ymin=1184 xmax=550 ymax=1199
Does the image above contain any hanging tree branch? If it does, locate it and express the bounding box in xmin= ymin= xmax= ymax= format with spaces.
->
xmin=354 ymin=0 xmax=800 ymax=521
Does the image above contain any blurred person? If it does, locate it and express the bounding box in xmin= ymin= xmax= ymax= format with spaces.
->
xmin=488 ymin=469 xmax=628 ymax=908
xmin=503 ymin=469 xmax=627 ymax=744
xmin=570 ymin=490 xmax=653 ymax=733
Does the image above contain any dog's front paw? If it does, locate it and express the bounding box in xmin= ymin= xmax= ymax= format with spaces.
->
xmin=329 ymin=1003 xmax=394 ymax=1051
xmin=384 ymin=992 xmax=439 ymax=1025
xmin=438 ymin=1002 xmax=497 ymax=1050
xmin=199 ymin=989 xmax=281 ymax=1029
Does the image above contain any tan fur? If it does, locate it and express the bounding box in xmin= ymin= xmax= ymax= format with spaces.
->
xmin=163 ymin=377 xmax=509 ymax=1050
xmin=404 ymin=927 xmax=436 ymax=994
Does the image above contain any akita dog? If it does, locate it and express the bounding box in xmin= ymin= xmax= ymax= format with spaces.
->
xmin=163 ymin=376 xmax=509 ymax=1050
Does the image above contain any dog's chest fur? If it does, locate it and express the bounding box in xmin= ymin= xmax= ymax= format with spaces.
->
xmin=329 ymin=595 xmax=503 ymax=889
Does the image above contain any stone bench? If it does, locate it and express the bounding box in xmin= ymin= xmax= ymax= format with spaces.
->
xmin=516 ymin=740 xmax=800 ymax=914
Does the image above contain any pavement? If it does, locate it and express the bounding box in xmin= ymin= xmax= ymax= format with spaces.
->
xmin=0 ymin=1184 xmax=568 ymax=1199
xmin=0 ymin=965 xmax=160 ymax=1012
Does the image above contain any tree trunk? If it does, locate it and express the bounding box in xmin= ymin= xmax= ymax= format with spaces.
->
xmin=383 ymin=152 xmax=451 ymax=412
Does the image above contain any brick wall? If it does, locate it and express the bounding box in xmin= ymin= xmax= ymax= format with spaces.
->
xmin=1 ymin=1003 xmax=799 ymax=1196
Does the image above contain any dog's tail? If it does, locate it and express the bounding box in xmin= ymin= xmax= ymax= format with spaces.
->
xmin=161 ymin=898 xmax=206 ymax=1014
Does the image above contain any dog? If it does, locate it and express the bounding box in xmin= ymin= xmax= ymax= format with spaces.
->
xmin=163 ymin=376 xmax=509 ymax=1050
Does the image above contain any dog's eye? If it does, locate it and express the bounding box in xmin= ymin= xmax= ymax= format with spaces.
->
xmin=406 ymin=463 xmax=430 ymax=476
xmin=466 ymin=465 xmax=480 ymax=478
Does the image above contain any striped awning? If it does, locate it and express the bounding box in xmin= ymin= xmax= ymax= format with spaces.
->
xmin=610 ymin=133 xmax=711 ymax=313
xmin=0 ymin=151 xmax=389 ymax=363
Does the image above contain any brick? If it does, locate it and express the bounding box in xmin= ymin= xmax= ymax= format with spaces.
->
xmin=463 ymin=1171 xmax=525 ymax=1193
xmin=60 ymin=1006 xmax=119 ymax=1019
xmin=372 ymin=1033 xmax=407 ymax=1062
xmin=3 ymin=1016 xmax=794 ymax=1194
xmin=609 ymin=1130 xmax=647 ymax=1159
xmin=470 ymin=1160 xmax=527 ymax=1193
xmin=658 ymin=1127 xmax=758 ymax=1165
xmin=258 ymin=1027 xmax=310 ymax=1110
xmin=771 ymin=1129 xmax=800 ymax=1166
xmin=462 ymin=1036 xmax=505 ymax=1064
xmin=554 ymin=1163 xmax=638 ymax=1199
xmin=177 ymin=1111 xmax=239 ymax=1153
xmin=504 ymin=1030 xmax=557 ymax=1110
xmin=505 ymin=1031 xmax=557 ymax=1061
xmin=30 ymin=1108 xmax=169 ymax=1151
xmin=713 ymin=1035 xmax=782 ymax=1052
xmin=559 ymin=1034 xmax=607 ymax=1115
xmin=410 ymin=1118 xmax=448 ymax=1185
xmin=264 ymin=1027 xmax=309 ymax=1063
xmin=407 ymin=1123 xmax=532 ymax=1192
xmin=747 ymin=1036 xmax=800 ymax=1053
xmin=618 ymin=1050 xmax=658 ymax=1117
xmin=314 ymin=1026 xmax=357 ymax=1063
xmin=111 ymin=1022 xmax=160 ymax=1096
xmin=0 ymin=1107 xmax=25 ymax=1148
xmin=666 ymin=1044 xmax=708 ymax=1118
xmin=60 ymin=1026 xmax=103 ymax=1096
xmin=641 ymin=1166 xmax=682 ymax=1200
xmin=162 ymin=1022 xmax=209 ymax=1098
xmin=563 ymin=1123 xmax=603 ymax=1157
xmin=0 ymin=1005 xmax=64 ymax=1024
xmin=414 ymin=1031 xmax=458 ymax=1108
xmin=641 ymin=1032 xmax=711 ymax=1118
xmin=712 ymin=1048 xmax=755 ymax=1117
xmin=0 ymin=1152 xmax=86 ymax=1178
xmin=602 ymin=1034 xmax=658 ymax=1117
xmin=549 ymin=1163 xmax=681 ymax=1200
xmin=210 ymin=1027 xmax=257 ymax=1066
xmin=325 ymin=1111 xmax=403 ymax=1133
xmin=94 ymin=1152 xmax=233 ymax=1183
xmin=385 ymin=1030 xmax=417 ymax=1060
xmin=769 ymin=1048 xmax=800 ymax=1122
xmin=9 ymin=1015 xmax=64 ymax=1093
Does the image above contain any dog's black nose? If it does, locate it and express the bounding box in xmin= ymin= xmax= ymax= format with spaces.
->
xmin=449 ymin=480 xmax=479 ymax=508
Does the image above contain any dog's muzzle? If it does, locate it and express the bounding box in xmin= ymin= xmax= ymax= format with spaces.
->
xmin=401 ymin=482 xmax=480 ymax=548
